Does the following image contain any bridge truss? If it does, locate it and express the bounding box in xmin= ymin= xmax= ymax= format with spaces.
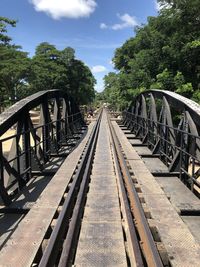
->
xmin=0 ymin=90 xmax=84 ymax=205
xmin=123 ymin=89 xmax=200 ymax=195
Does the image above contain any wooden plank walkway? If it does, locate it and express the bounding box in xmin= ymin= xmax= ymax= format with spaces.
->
xmin=0 ymin=123 xmax=95 ymax=267
xmin=1 ymin=113 xmax=200 ymax=267
xmin=74 ymin=111 xmax=127 ymax=267
xmin=112 ymin=121 xmax=200 ymax=267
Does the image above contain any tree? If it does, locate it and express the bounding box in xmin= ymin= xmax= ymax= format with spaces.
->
xmin=0 ymin=16 xmax=16 ymax=45
xmin=103 ymin=72 xmax=128 ymax=110
xmin=0 ymin=47 xmax=30 ymax=100
xmin=0 ymin=18 xmax=95 ymax=105
xmin=67 ymin=59 xmax=96 ymax=104
xmin=28 ymin=42 xmax=96 ymax=104
xmin=28 ymin=42 xmax=65 ymax=93
xmin=0 ymin=17 xmax=30 ymax=102
xmin=108 ymin=0 xmax=200 ymax=107
xmin=61 ymin=47 xmax=75 ymax=64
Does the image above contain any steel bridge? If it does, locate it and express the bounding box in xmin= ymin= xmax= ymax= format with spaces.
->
xmin=123 ymin=89 xmax=200 ymax=195
xmin=0 ymin=90 xmax=84 ymax=206
xmin=0 ymin=89 xmax=200 ymax=267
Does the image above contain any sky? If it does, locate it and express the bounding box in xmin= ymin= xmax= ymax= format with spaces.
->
xmin=0 ymin=0 xmax=160 ymax=92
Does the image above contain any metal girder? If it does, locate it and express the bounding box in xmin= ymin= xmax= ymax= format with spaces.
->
xmin=123 ymin=89 xmax=200 ymax=193
xmin=0 ymin=90 xmax=84 ymax=206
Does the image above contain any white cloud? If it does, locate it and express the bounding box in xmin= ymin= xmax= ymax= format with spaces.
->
xmin=100 ymin=23 xmax=108 ymax=29
xmin=109 ymin=60 xmax=114 ymax=67
xmin=112 ymin=14 xmax=138 ymax=30
xmin=100 ymin=13 xmax=138 ymax=31
xmin=94 ymin=84 xmax=103 ymax=92
xmin=154 ymin=1 xmax=161 ymax=11
xmin=30 ymin=0 xmax=97 ymax=19
xmin=154 ymin=0 xmax=172 ymax=11
xmin=91 ymin=65 xmax=107 ymax=73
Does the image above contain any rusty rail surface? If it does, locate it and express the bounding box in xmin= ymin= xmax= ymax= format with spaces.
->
xmin=27 ymin=109 xmax=163 ymax=267
xmin=37 ymin=109 xmax=102 ymax=267
xmin=108 ymin=113 xmax=163 ymax=267
xmin=34 ymin=109 xmax=163 ymax=267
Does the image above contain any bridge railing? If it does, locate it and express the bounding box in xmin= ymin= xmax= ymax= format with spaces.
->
xmin=0 ymin=90 xmax=84 ymax=205
xmin=123 ymin=89 xmax=200 ymax=194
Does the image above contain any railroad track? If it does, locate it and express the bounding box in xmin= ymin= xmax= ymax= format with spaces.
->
xmin=27 ymin=109 xmax=163 ymax=267
xmin=0 ymin=108 xmax=200 ymax=267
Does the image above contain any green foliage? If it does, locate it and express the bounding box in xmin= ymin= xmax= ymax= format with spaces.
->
xmin=67 ymin=59 xmax=96 ymax=104
xmin=93 ymin=91 xmax=106 ymax=108
xmin=174 ymin=71 xmax=193 ymax=97
xmin=28 ymin=42 xmax=95 ymax=104
xmin=0 ymin=46 xmax=30 ymax=99
xmin=0 ymin=18 xmax=30 ymax=102
xmin=156 ymin=69 xmax=174 ymax=91
xmin=192 ymin=90 xmax=200 ymax=103
xmin=174 ymin=71 xmax=185 ymax=88
xmin=0 ymin=16 xmax=16 ymax=45
xmin=175 ymin=83 xmax=193 ymax=97
xmin=28 ymin=42 xmax=66 ymax=93
xmin=100 ymin=0 xmax=200 ymax=108
xmin=0 ymin=19 xmax=96 ymax=106
xmin=102 ymin=72 xmax=137 ymax=111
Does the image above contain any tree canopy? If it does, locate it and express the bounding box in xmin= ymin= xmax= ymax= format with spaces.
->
xmin=0 ymin=17 xmax=30 ymax=103
xmin=0 ymin=19 xmax=96 ymax=107
xmin=0 ymin=16 xmax=16 ymax=45
xmin=100 ymin=0 xmax=200 ymax=110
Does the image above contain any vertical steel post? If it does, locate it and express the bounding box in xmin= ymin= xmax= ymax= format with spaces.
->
xmin=23 ymin=111 xmax=31 ymax=182
xmin=42 ymin=99 xmax=50 ymax=161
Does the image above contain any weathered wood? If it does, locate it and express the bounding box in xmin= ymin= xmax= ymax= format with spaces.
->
xmin=112 ymin=120 xmax=200 ymax=267
xmin=75 ymin=112 xmax=126 ymax=267
xmin=156 ymin=176 xmax=200 ymax=213
xmin=0 ymin=122 xmax=95 ymax=267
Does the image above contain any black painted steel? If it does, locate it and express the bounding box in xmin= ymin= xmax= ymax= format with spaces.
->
xmin=123 ymin=89 xmax=200 ymax=193
xmin=0 ymin=90 xmax=84 ymax=205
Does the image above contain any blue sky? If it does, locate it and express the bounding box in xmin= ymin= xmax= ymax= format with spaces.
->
xmin=0 ymin=0 xmax=159 ymax=92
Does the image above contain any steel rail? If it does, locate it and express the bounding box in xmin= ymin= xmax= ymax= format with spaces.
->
xmin=108 ymin=116 xmax=163 ymax=267
xmin=108 ymin=115 xmax=144 ymax=267
xmin=38 ymin=110 xmax=102 ymax=267
xmin=57 ymin=111 xmax=101 ymax=267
